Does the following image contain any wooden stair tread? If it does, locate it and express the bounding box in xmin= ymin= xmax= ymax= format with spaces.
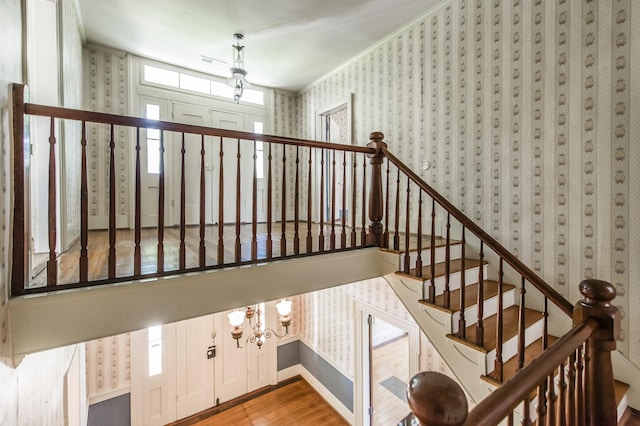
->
xmin=482 ymin=336 xmax=560 ymax=384
xmin=396 ymin=258 xmax=486 ymax=282
xmin=380 ymin=235 xmax=461 ymax=254
xmin=447 ymin=305 xmax=543 ymax=352
xmin=419 ymin=280 xmax=516 ymax=313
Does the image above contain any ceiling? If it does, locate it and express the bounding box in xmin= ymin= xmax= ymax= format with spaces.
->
xmin=76 ymin=0 xmax=440 ymax=92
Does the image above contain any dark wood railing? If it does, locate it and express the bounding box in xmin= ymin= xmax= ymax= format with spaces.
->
xmin=406 ymin=279 xmax=620 ymax=426
xmin=10 ymin=84 xmax=620 ymax=423
xmin=367 ymin=133 xmax=574 ymax=385
xmin=10 ymin=84 xmax=376 ymax=295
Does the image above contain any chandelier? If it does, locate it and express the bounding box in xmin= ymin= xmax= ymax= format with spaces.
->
xmin=227 ymin=299 xmax=292 ymax=349
xmin=227 ymin=33 xmax=251 ymax=104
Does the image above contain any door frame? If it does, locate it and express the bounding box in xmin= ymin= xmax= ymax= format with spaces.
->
xmin=313 ymin=95 xmax=354 ymax=223
xmin=354 ymin=299 xmax=420 ymax=426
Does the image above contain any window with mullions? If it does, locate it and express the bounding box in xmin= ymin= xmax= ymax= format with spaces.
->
xmin=143 ymin=64 xmax=264 ymax=105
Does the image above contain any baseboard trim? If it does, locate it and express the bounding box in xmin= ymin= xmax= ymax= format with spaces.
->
xmin=299 ymin=365 xmax=354 ymax=424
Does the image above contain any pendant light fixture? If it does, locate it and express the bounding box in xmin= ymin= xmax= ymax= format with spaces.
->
xmin=227 ymin=33 xmax=251 ymax=104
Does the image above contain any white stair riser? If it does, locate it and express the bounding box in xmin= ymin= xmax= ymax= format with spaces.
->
xmin=401 ymin=243 xmax=463 ymax=268
xmin=484 ymin=318 xmax=545 ymax=374
xmin=450 ymin=289 xmax=516 ymax=334
xmin=421 ymin=264 xmax=488 ymax=295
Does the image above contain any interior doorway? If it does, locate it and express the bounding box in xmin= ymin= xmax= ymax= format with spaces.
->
xmin=355 ymin=301 xmax=419 ymax=426
xmin=316 ymin=96 xmax=353 ymax=223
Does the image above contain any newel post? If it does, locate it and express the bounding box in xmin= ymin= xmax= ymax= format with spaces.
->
xmin=406 ymin=371 xmax=468 ymax=425
xmin=573 ymin=279 xmax=620 ymax=426
xmin=11 ymin=83 xmax=29 ymax=297
xmin=366 ymin=132 xmax=386 ymax=247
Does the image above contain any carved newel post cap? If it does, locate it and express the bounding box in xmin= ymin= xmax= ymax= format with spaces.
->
xmin=369 ymin=131 xmax=384 ymax=141
xmin=407 ymin=371 xmax=468 ymax=426
xmin=579 ymin=279 xmax=616 ymax=306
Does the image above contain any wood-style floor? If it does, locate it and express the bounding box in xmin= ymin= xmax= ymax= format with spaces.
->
xmin=188 ymin=379 xmax=348 ymax=426
xmin=178 ymin=337 xmax=411 ymax=426
xmin=372 ymin=335 xmax=410 ymax=425
xmin=30 ymin=222 xmax=444 ymax=287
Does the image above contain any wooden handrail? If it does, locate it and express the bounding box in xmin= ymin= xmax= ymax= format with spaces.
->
xmin=24 ymin=103 xmax=373 ymax=154
xmin=10 ymin=89 xmax=379 ymax=295
xmin=379 ymin=143 xmax=573 ymax=317
xmin=406 ymin=279 xmax=620 ymax=426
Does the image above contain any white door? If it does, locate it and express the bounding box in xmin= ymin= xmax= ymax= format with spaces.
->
xmin=171 ymin=103 xmax=216 ymax=225
xmin=131 ymin=324 xmax=177 ymax=426
xmin=211 ymin=111 xmax=249 ymax=225
xmin=214 ymin=311 xmax=249 ymax=403
xmin=175 ymin=314 xmax=216 ymax=419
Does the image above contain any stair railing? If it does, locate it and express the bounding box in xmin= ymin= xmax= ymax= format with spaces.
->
xmin=405 ymin=279 xmax=620 ymax=426
xmin=10 ymin=84 xmax=377 ymax=296
xmin=366 ymin=132 xmax=573 ymax=383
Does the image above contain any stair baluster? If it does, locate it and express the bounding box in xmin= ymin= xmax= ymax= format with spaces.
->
xmin=517 ymin=277 xmax=526 ymax=370
xmin=319 ymin=148 xmax=325 ymax=251
xmin=179 ymin=133 xmax=186 ymax=269
xmin=576 ymin=346 xmax=585 ymax=424
xmin=280 ymin=145 xmax=286 ymax=257
xmin=383 ymin=158 xmax=390 ymax=248
xmin=416 ymin=189 xmax=423 ymax=281
xmin=157 ymin=129 xmax=165 ymax=273
xmin=340 ymin=150 xmax=347 ymax=249
xmin=393 ymin=168 xmax=400 ymax=250
xmin=235 ymin=138 xmax=242 ymax=262
xmin=522 ymin=396 xmax=532 ymax=426
xmin=330 ymin=150 xmax=336 ymax=251
xmin=108 ymin=123 xmax=116 ymax=278
xmin=350 ymin=152 xmax=357 ymax=247
xmin=293 ymin=146 xmax=300 ymax=255
xmin=403 ymin=177 xmax=410 ymax=274
xmin=494 ymin=258 xmax=504 ymax=382
xmin=267 ymin=143 xmax=274 ymax=258
xmin=360 ymin=155 xmax=367 ymax=246
xmin=443 ymin=213 xmax=451 ymax=308
xmin=252 ymin=139 xmax=259 ymax=260
xmin=198 ymin=134 xmax=206 ymax=268
xmin=558 ymin=362 xmax=567 ymax=426
xmin=567 ymin=351 xmax=577 ymax=425
xmin=547 ymin=372 xmax=557 ymax=424
xmin=305 ymin=146 xmax=312 ymax=253
xmin=217 ymin=137 xmax=224 ymax=264
xmin=475 ymin=241 xmax=485 ymax=346
xmin=457 ymin=227 xmax=466 ymax=339
xmin=429 ymin=199 xmax=436 ymax=303
xmin=81 ymin=121 xmax=90 ymax=281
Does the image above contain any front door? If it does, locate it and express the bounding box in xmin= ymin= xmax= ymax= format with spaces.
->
xmin=175 ymin=314 xmax=216 ymax=419
xmin=171 ymin=103 xmax=216 ymax=225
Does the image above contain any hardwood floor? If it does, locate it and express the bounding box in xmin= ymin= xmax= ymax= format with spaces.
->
xmin=372 ymin=335 xmax=410 ymax=425
xmin=30 ymin=221 xmax=447 ymax=288
xmin=188 ymin=379 xmax=348 ymax=426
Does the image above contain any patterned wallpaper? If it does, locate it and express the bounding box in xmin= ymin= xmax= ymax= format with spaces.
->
xmin=85 ymin=334 xmax=131 ymax=401
xmin=297 ymin=278 xmax=451 ymax=379
xmin=83 ymin=47 xmax=130 ymax=228
xmin=60 ymin=0 xmax=83 ymax=246
xmin=293 ymin=0 xmax=639 ymax=363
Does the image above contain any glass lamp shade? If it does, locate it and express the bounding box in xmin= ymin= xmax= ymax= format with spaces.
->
xmin=276 ymin=299 xmax=292 ymax=316
xmin=228 ymin=310 xmax=245 ymax=327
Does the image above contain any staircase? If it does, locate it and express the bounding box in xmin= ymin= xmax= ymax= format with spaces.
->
xmin=384 ymin=235 xmax=629 ymax=424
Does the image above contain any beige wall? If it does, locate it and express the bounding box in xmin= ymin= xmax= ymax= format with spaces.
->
xmin=1 ymin=0 xmax=88 ymax=424
xmin=294 ymin=0 xmax=640 ymax=366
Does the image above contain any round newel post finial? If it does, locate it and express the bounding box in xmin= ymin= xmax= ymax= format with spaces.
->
xmin=407 ymin=372 xmax=468 ymax=426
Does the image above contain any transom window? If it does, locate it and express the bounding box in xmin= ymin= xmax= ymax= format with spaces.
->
xmin=143 ymin=64 xmax=264 ymax=105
